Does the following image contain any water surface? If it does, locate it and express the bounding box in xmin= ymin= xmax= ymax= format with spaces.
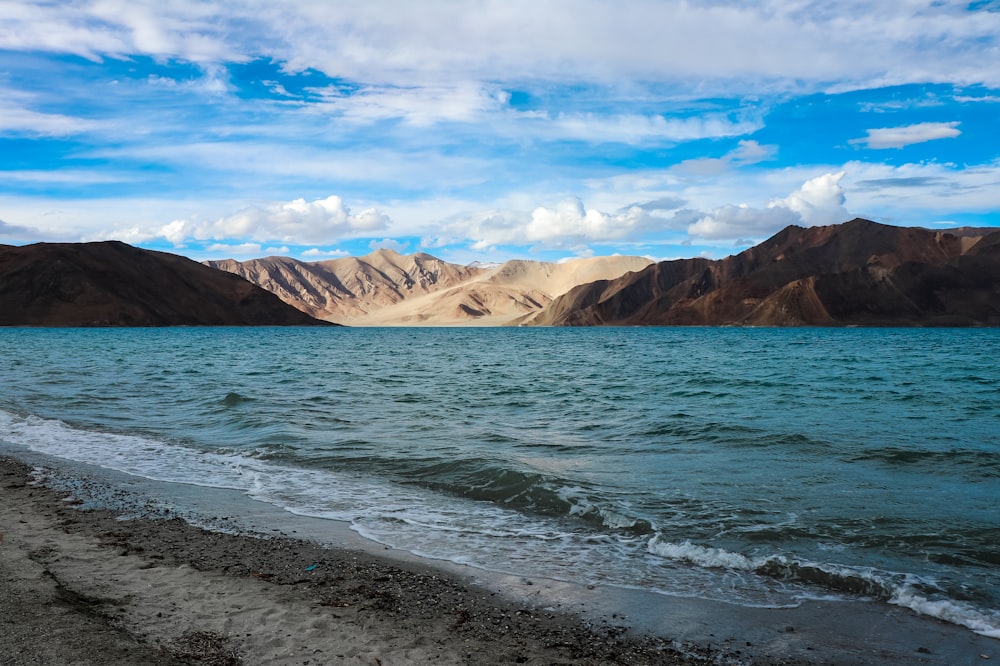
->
xmin=1 ymin=327 xmax=997 ymax=637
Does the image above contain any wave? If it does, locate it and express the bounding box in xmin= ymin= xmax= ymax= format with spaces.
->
xmin=647 ymin=535 xmax=1000 ymax=638
xmin=3 ymin=407 xmax=998 ymax=639
xmin=221 ymin=391 xmax=254 ymax=406
xmin=847 ymin=446 xmax=1000 ymax=478
xmin=391 ymin=458 xmax=656 ymax=535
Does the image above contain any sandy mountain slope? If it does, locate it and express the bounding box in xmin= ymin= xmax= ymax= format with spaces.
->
xmin=209 ymin=251 xmax=652 ymax=326
xmin=206 ymin=249 xmax=484 ymax=322
xmin=525 ymin=219 xmax=1000 ymax=327
xmin=351 ymin=255 xmax=653 ymax=326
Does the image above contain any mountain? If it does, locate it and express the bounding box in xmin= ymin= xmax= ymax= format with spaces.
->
xmin=351 ymin=255 xmax=653 ymax=326
xmin=524 ymin=219 xmax=1000 ymax=327
xmin=205 ymin=249 xmax=484 ymax=322
xmin=207 ymin=250 xmax=652 ymax=326
xmin=0 ymin=241 xmax=332 ymax=326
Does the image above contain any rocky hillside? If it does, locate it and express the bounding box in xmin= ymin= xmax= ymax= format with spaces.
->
xmin=0 ymin=241 xmax=332 ymax=327
xmin=208 ymin=250 xmax=652 ymax=326
xmin=352 ymin=255 xmax=653 ymax=326
xmin=206 ymin=249 xmax=484 ymax=322
xmin=524 ymin=219 xmax=1000 ymax=327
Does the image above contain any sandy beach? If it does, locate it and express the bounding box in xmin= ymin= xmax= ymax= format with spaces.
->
xmin=1 ymin=453 xmax=995 ymax=665
xmin=0 ymin=455 xmax=758 ymax=665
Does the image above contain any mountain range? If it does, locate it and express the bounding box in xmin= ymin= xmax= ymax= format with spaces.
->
xmin=2 ymin=219 xmax=998 ymax=327
xmin=205 ymin=251 xmax=653 ymax=326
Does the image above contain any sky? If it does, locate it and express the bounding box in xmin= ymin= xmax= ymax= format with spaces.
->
xmin=2 ymin=1 xmax=1000 ymax=265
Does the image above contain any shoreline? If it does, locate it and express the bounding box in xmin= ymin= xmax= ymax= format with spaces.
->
xmin=0 ymin=454 xmax=756 ymax=665
xmin=1 ymin=453 xmax=995 ymax=665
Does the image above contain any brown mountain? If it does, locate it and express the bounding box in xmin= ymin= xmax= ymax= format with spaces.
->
xmin=524 ymin=219 xmax=1000 ymax=327
xmin=0 ymin=241 xmax=332 ymax=326
xmin=207 ymin=251 xmax=651 ymax=326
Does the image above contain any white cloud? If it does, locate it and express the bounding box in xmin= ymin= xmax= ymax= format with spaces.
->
xmin=0 ymin=99 xmax=100 ymax=136
xmin=0 ymin=169 xmax=131 ymax=185
xmin=851 ymin=122 xmax=962 ymax=149
xmin=301 ymin=247 xmax=349 ymax=258
xmin=166 ymin=195 xmax=391 ymax=245
xmin=527 ymin=199 xmax=652 ymax=243
xmin=99 ymin=226 xmax=158 ymax=244
xmin=303 ymin=82 xmax=761 ymax=143
xmin=687 ymin=204 xmax=801 ymax=241
xmin=204 ymin=242 xmax=263 ymax=256
xmin=634 ymin=196 xmax=687 ymax=212
xmin=368 ymin=238 xmax=410 ymax=253
xmin=444 ymin=197 xmax=661 ymax=251
xmin=0 ymin=219 xmax=36 ymax=239
xmin=0 ymin=0 xmax=238 ymax=63
xmin=843 ymin=160 xmax=1000 ymax=215
xmin=782 ymin=171 xmax=849 ymax=225
xmin=543 ymin=112 xmax=763 ymax=144
xmin=688 ymin=172 xmax=849 ymax=240
xmin=273 ymin=1 xmax=1000 ymax=91
xmin=5 ymin=1 xmax=1000 ymax=94
xmin=673 ymin=139 xmax=778 ymax=175
xmin=86 ymin=141 xmax=492 ymax=193
xmin=308 ymin=83 xmax=508 ymax=126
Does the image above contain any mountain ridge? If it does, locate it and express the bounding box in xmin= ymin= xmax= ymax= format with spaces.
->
xmin=522 ymin=219 xmax=1000 ymax=327
xmin=206 ymin=251 xmax=653 ymax=326
xmin=4 ymin=218 xmax=995 ymax=328
xmin=205 ymin=249 xmax=485 ymax=322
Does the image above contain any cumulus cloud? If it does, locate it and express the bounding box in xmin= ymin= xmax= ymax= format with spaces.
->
xmin=851 ymin=122 xmax=962 ymax=149
xmin=445 ymin=197 xmax=661 ymax=251
xmin=164 ymin=196 xmax=391 ymax=245
xmin=688 ymin=172 xmax=848 ymax=240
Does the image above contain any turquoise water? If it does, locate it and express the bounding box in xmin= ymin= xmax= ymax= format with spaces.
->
xmin=1 ymin=327 xmax=998 ymax=637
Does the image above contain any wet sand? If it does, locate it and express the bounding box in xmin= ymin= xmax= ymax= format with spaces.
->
xmin=0 ymin=454 xmax=995 ymax=665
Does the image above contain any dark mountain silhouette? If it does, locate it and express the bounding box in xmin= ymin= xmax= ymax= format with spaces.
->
xmin=524 ymin=219 xmax=1000 ymax=327
xmin=0 ymin=241 xmax=333 ymax=326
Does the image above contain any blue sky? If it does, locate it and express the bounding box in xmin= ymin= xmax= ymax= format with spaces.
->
xmin=2 ymin=1 xmax=999 ymax=264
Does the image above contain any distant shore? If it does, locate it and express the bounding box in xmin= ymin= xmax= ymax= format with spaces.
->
xmin=1 ymin=452 xmax=994 ymax=665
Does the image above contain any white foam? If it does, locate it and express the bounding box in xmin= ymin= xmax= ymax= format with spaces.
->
xmin=648 ymin=535 xmax=773 ymax=570
xmin=891 ymin=587 xmax=1000 ymax=639
xmin=556 ymin=484 xmax=651 ymax=531
xmin=0 ymin=410 xmax=252 ymax=490
xmin=5 ymin=408 xmax=1000 ymax=638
